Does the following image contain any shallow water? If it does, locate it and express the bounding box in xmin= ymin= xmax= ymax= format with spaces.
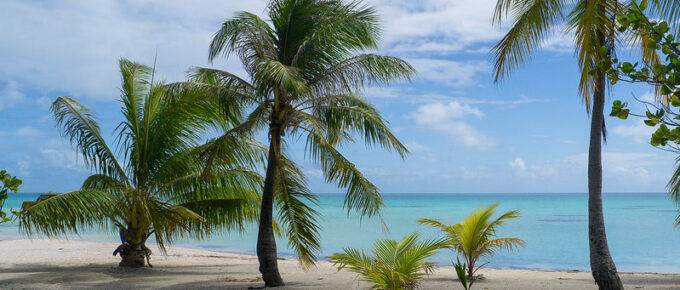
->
xmin=3 ymin=192 xmax=679 ymax=273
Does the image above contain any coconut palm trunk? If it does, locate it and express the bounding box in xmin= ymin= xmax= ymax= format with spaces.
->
xmin=257 ymin=122 xmax=285 ymax=286
xmin=115 ymin=225 xmax=152 ymax=267
xmin=588 ymin=44 xmax=623 ymax=289
xmin=117 ymin=241 xmax=151 ymax=267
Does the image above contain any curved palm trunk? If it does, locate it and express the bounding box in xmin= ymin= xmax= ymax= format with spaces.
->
xmin=257 ymin=123 xmax=285 ymax=287
xmin=588 ymin=65 xmax=623 ymax=290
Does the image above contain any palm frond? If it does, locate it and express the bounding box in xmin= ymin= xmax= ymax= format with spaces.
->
xmin=51 ymin=97 xmax=128 ymax=184
xmin=290 ymin=2 xmax=381 ymax=68
xmin=178 ymin=198 xmax=256 ymax=233
xmin=275 ymin=156 xmax=321 ymax=269
xmin=304 ymin=124 xmax=383 ymax=218
xmin=666 ymin=157 xmax=680 ymax=202
xmin=306 ymin=94 xmax=408 ymax=157
xmin=209 ymin=11 xmax=277 ymax=75
xmin=567 ymin=0 xmax=619 ymax=105
xmin=309 ymin=54 xmax=415 ymax=96
xmin=492 ymin=0 xmax=567 ymax=82
xmin=19 ymin=190 xmax=121 ymax=237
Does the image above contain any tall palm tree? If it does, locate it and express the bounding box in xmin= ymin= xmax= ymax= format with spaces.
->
xmin=203 ymin=0 xmax=414 ymax=286
xmin=418 ymin=203 xmax=523 ymax=279
xmin=491 ymin=0 xmax=680 ymax=288
xmin=19 ymin=58 xmax=263 ymax=267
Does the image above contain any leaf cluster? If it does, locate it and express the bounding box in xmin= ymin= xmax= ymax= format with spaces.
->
xmin=0 ymin=170 xmax=22 ymax=222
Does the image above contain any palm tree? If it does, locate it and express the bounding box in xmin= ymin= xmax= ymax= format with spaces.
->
xmin=418 ymin=203 xmax=523 ymax=280
xmin=202 ymin=0 xmax=414 ymax=286
xmin=18 ymin=58 xmax=263 ymax=267
xmin=491 ymin=0 xmax=680 ymax=288
xmin=328 ymin=232 xmax=446 ymax=290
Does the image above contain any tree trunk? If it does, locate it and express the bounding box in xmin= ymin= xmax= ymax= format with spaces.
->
xmin=588 ymin=64 xmax=623 ymax=290
xmin=257 ymin=123 xmax=285 ymax=287
xmin=115 ymin=242 xmax=152 ymax=267
xmin=114 ymin=226 xmax=152 ymax=267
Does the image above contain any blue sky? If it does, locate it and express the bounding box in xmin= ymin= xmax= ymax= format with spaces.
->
xmin=0 ymin=0 xmax=673 ymax=193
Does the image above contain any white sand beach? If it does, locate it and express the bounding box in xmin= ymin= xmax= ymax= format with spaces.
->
xmin=0 ymin=239 xmax=678 ymax=289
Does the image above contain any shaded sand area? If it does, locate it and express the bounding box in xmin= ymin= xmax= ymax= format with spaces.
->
xmin=1 ymin=239 xmax=679 ymax=289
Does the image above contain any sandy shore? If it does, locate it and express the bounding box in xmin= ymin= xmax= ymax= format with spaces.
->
xmin=1 ymin=239 xmax=679 ymax=289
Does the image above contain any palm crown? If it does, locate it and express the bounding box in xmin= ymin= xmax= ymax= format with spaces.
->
xmin=19 ymin=58 xmax=263 ymax=267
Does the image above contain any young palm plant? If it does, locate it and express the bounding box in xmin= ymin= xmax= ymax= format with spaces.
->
xmin=18 ymin=58 xmax=263 ymax=267
xmin=329 ymin=232 xmax=446 ymax=290
xmin=492 ymin=1 xmax=680 ymax=288
xmin=199 ymin=0 xmax=414 ymax=286
xmin=418 ymin=203 xmax=523 ymax=280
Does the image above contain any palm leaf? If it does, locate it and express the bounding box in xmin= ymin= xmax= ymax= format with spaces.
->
xmin=492 ymin=0 xmax=567 ymax=82
xmin=274 ymin=156 xmax=321 ymax=269
xmin=51 ymin=97 xmax=128 ymax=184
xmin=19 ymin=190 xmax=121 ymax=237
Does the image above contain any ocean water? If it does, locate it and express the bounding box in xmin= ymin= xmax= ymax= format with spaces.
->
xmin=2 ymin=192 xmax=679 ymax=273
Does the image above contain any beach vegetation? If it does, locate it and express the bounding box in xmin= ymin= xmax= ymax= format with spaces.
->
xmin=328 ymin=232 xmax=446 ymax=290
xmin=0 ymin=170 xmax=22 ymax=223
xmin=454 ymin=257 xmax=474 ymax=290
xmin=201 ymin=0 xmax=414 ymax=285
xmin=17 ymin=58 xmax=263 ymax=267
xmin=418 ymin=203 xmax=523 ymax=280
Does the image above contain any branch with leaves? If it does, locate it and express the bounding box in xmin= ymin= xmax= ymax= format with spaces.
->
xmin=602 ymin=0 xmax=680 ymax=211
xmin=601 ymin=0 xmax=680 ymax=152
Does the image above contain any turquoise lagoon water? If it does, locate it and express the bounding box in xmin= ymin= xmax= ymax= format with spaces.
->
xmin=2 ymin=192 xmax=680 ymax=273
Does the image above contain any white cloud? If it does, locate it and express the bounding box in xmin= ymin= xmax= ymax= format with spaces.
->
xmin=509 ymin=157 xmax=527 ymax=172
xmin=0 ymin=81 xmax=25 ymax=111
xmin=36 ymin=96 xmax=52 ymax=108
xmin=369 ymin=0 xmax=502 ymax=54
xmin=15 ymin=126 xmax=42 ymax=138
xmin=363 ymin=87 xmax=409 ymax=99
xmin=38 ymin=139 xmax=87 ymax=172
xmin=612 ymin=122 xmax=654 ymax=143
xmin=411 ymin=101 xmax=495 ymax=149
xmin=303 ymin=169 xmax=324 ymax=177
xmin=405 ymin=142 xmax=431 ymax=152
xmin=0 ymin=1 xmax=266 ymax=101
xmin=552 ymin=152 xmax=661 ymax=183
xmin=540 ymin=27 xmax=574 ymax=52
xmin=461 ymin=94 xmax=551 ymax=105
xmin=16 ymin=160 xmax=30 ymax=177
xmin=407 ymin=58 xmax=489 ymax=87
xmin=639 ymin=91 xmax=656 ymax=104
xmin=413 ymin=101 xmax=485 ymax=122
